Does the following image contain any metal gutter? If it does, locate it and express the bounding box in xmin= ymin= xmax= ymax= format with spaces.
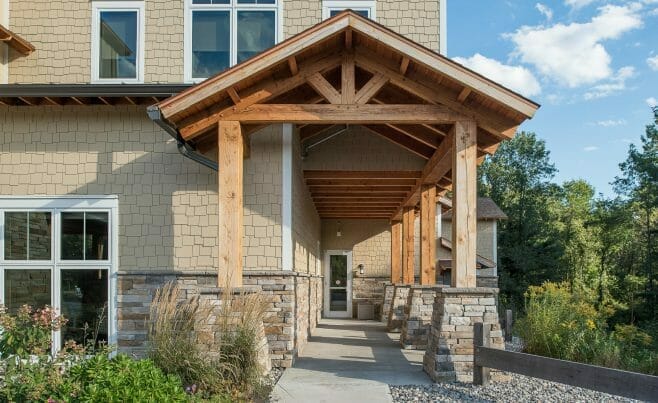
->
xmin=146 ymin=106 xmax=218 ymax=171
xmin=0 ymin=83 xmax=192 ymax=97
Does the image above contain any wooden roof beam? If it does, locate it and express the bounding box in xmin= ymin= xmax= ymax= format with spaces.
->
xmin=288 ymin=56 xmax=299 ymax=75
xmin=354 ymin=49 xmax=520 ymax=139
xmin=457 ymin=87 xmax=471 ymax=103
xmin=306 ymin=178 xmax=417 ymax=186
xmin=399 ymin=57 xmax=410 ymax=76
xmin=307 ymin=72 xmax=342 ymax=104
xmin=218 ymin=104 xmax=463 ymax=125
xmin=354 ymin=73 xmax=389 ymax=104
xmin=391 ymin=130 xmax=452 ymax=221
xmin=304 ymin=170 xmax=421 ymax=179
xmin=179 ymin=52 xmax=344 ymax=140
xmin=227 ymin=87 xmax=241 ymax=104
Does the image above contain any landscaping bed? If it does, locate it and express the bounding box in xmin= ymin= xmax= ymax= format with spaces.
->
xmin=389 ymin=373 xmax=640 ymax=403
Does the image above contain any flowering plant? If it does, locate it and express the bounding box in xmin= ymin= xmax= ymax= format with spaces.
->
xmin=0 ymin=305 xmax=67 ymax=357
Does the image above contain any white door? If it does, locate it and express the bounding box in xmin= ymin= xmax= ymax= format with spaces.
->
xmin=324 ymin=250 xmax=352 ymax=318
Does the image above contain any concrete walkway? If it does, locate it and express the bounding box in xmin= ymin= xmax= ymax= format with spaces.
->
xmin=270 ymin=318 xmax=432 ymax=403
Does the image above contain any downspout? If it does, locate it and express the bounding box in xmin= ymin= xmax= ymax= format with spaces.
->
xmin=147 ymin=106 xmax=218 ymax=171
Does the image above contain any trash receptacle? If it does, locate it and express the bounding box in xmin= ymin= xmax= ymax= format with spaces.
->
xmin=357 ymin=303 xmax=374 ymax=320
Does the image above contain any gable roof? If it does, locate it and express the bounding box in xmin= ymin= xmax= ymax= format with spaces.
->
xmin=151 ymin=11 xmax=539 ymax=144
xmin=442 ymin=197 xmax=508 ymax=221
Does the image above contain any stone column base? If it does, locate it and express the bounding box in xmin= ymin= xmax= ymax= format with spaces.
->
xmin=400 ymin=285 xmax=445 ymax=349
xmin=381 ymin=283 xmax=395 ymax=324
xmin=387 ymin=285 xmax=411 ymax=332
xmin=423 ymin=287 xmax=504 ymax=383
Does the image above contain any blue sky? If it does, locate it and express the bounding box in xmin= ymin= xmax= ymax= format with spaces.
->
xmin=448 ymin=0 xmax=658 ymax=197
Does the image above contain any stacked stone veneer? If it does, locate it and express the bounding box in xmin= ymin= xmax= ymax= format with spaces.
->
xmin=423 ymin=288 xmax=504 ymax=383
xmin=387 ymin=285 xmax=411 ymax=332
xmin=400 ymin=285 xmax=446 ymax=350
xmin=195 ymin=287 xmax=271 ymax=374
xmin=352 ymin=276 xmax=388 ymax=319
xmin=117 ymin=270 xmax=322 ymax=368
xmin=381 ymin=284 xmax=395 ymax=324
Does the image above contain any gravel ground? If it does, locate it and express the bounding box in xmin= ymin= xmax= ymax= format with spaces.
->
xmin=389 ymin=373 xmax=641 ymax=403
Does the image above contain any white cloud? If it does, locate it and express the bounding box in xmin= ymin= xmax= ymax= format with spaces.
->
xmin=452 ymin=54 xmax=541 ymax=97
xmin=595 ymin=119 xmax=627 ymax=127
xmin=647 ymin=97 xmax=658 ymax=108
xmin=583 ymin=146 xmax=599 ymax=152
xmin=647 ymin=55 xmax=658 ymax=71
xmin=536 ymin=3 xmax=553 ymax=20
xmin=565 ymin=0 xmax=597 ymax=10
xmin=506 ymin=4 xmax=643 ymax=88
xmin=584 ymin=66 xmax=636 ymax=100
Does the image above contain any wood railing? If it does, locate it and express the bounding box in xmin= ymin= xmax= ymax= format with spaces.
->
xmin=473 ymin=323 xmax=658 ymax=402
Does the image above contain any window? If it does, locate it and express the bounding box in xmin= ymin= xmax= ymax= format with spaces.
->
xmin=0 ymin=197 xmax=118 ymax=353
xmin=91 ymin=1 xmax=145 ymax=83
xmin=322 ymin=0 xmax=376 ymax=20
xmin=185 ymin=0 xmax=280 ymax=82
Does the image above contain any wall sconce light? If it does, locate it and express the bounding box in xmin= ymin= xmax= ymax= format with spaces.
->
xmin=358 ymin=264 xmax=365 ymax=275
xmin=336 ymin=220 xmax=342 ymax=237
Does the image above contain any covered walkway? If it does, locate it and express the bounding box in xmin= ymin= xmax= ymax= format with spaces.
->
xmin=271 ymin=319 xmax=431 ymax=403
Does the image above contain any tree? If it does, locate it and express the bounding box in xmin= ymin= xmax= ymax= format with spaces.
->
xmin=479 ymin=132 xmax=563 ymax=307
xmin=613 ymin=116 xmax=658 ymax=321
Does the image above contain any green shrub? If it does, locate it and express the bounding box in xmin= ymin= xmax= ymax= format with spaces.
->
xmin=0 ymin=305 xmax=67 ymax=357
xmin=147 ymin=283 xmax=269 ymax=400
xmin=516 ymin=281 xmax=658 ymax=375
xmin=68 ymin=354 xmax=188 ymax=402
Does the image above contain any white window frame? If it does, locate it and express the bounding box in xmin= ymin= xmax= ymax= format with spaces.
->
xmin=0 ymin=196 xmax=119 ymax=355
xmin=322 ymin=0 xmax=376 ymax=20
xmin=184 ymin=0 xmax=282 ymax=83
xmin=91 ymin=1 xmax=145 ymax=84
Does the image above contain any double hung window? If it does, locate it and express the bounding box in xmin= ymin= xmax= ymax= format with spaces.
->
xmin=92 ymin=1 xmax=145 ymax=83
xmin=0 ymin=197 xmax=118 ymax=353
xmin=322 ymin=0 xmax=376 ymax=20
xmin=185 ymin=0 xmax=279 ymax=82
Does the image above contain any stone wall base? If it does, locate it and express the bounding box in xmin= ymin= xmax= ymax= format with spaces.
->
xmin=400 ymin=285 xmax=445 ymax=350
xmin=117 ymin=270 xmax=322 ymax=369
xmin=381 ymin=283 xmax=395 ymax=324
xmin=423 ymin=287 xmax=505 ymax=383
xmin=387 ymin=285 xmax=410 ymax=332
xmin=352 ymin=276 xmax=388 ymax=319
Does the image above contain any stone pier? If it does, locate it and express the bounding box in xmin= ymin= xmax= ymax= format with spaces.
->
xmin=387 ymin=285 xmax=411 ymax=332
xmin=423 ymin=288 xmax=504 ymax=383
xmin=381 ymin=283 xmax=396 ymax=324
xmin=400 ymin=285 xmax=445 ymax=349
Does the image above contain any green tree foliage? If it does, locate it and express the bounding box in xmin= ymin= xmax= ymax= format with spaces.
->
xmin=484 ymin=113 xmax=658 ymax=354
xmin=478 ymin=132 xmax=563 ymax=307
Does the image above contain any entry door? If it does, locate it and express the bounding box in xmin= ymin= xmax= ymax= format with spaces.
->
xmin=324 ymin=250 xmax=352 ymax=318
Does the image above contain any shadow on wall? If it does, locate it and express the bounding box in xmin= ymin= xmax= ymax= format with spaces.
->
xmin=0 ymin=106 xmax=282 ymax=272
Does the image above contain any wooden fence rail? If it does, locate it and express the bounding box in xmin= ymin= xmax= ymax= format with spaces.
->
xmin=474 ymin=322 xmax=658 ymax=402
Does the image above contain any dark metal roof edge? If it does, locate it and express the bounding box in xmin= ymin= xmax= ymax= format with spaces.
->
xmin=0 ymin=83 xmax=193 ymax=97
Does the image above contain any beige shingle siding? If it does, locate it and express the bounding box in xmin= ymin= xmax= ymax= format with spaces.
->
xmin=243 ymin=125 xmax=283 ymax=271
xmin=284 ymin=0 xmax=322 ymax=38
xmin=378 ymin=0 xmax=440 ymax=51
xmin=6 ymin=0 xmax=441 ymax=84
xmin=9 ymin=0 xmax=91 ymax=83
xmin=302 ymin=125 xmax=426 ymax=171
xmin=145 ymin=0 xmax=184 ymax=83
xmin=0 ymin=107 xmax=283 ymax=272
xmin=291 ymin=127 xmax=322 ymax=275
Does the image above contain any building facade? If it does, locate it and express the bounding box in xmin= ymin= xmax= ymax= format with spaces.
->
xmin=0 ymin=1 xmax=523 ymax=368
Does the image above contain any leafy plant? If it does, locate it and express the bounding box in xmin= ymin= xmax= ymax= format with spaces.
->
xmin=68 ymin=354 xmax=188 ymax=402
xmin=0 ymin=305 xmax=67 ymax=357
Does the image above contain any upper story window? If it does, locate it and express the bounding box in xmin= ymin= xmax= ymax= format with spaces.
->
xmin=185 ymin=0 xmax=280 ymax=82
xmin=322 ymin=1 xmax=376 ymax=20
xmin=91 ymin=1 xmax=145 ymax=83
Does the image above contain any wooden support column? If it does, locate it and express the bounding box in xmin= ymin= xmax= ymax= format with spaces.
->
xmin=420 ymin=184 xmax=436 ymax=285
xmin=391 ymin=220 xmax=402 ymax=284
xmin=451 ymin=120 xmax=477 ymax=288
xmin=218 ymin=121 xmax=244 ymax=288
xmin=402 ymin=206 xmax=415 ymax=284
